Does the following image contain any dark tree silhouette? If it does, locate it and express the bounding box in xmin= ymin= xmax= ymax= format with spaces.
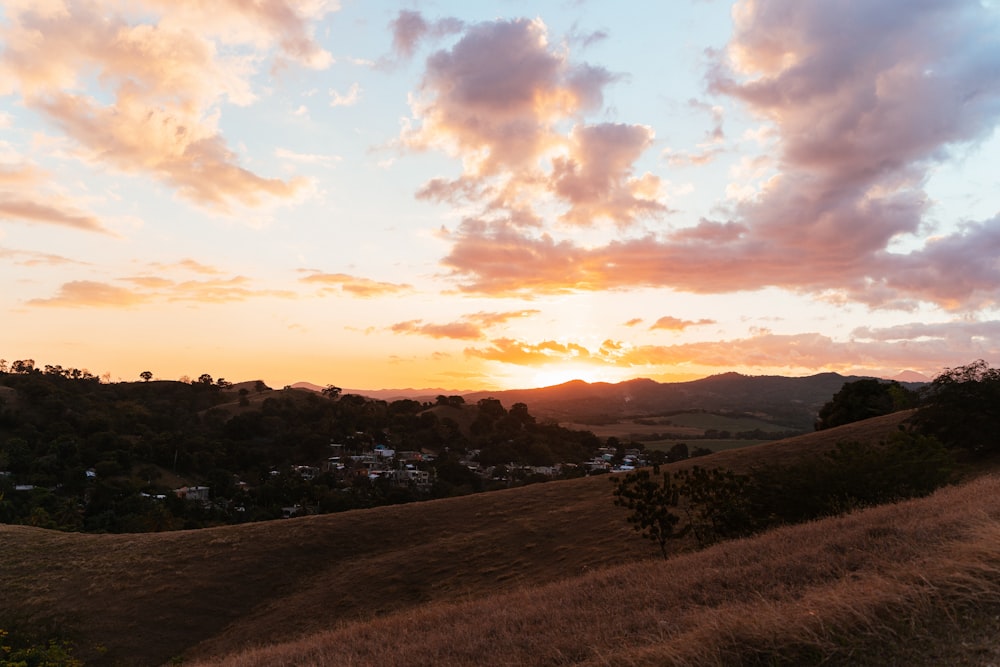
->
xmin=913 ymin=360 xmax=1000 ymax=456
xmin=816 ymin=378 xmax=914 ymax=430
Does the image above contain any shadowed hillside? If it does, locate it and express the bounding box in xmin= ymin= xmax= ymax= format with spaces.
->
xmin=4 ymin=410 xmax=977 ymax=667
xmin=191 ymin=473 xmax=1000 ymax=667
xmin=461 ymin=372 xmax=924 ymax=429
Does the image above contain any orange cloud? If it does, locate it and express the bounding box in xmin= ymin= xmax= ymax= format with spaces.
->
xmin=0 ymin=0 xmax=329 ymax=210
xmin=299 ymin=271 xmax=413 ymax=297
xmin=390 ymin=309 xmax=540 ymax=340
xmin=27 ymin=280 xmax=151 ymax=308
xmin=0 ymin=154 xmax=114 ymax=234
xmin=464 ymin=337 xmax=594 ymax=366
xmin=462 ymin=322 xmax=1000 ymax=379
xmin=149 ymin=259 xmax=225 ymax=276
xmin=0 ymin=197 xmax=113 ymax=235
xmin=0 ymin=247 xmax=89 ymax=267
xmin=28 ymin=265 xmax=297 ymax=308
xmin=391 ymin=320 xmax=483 ymax=340
xmin=649 ymin=316 xmax=715 ymax=331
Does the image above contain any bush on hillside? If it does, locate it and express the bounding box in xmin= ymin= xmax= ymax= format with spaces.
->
xmin=816 ymin=378 xmax=916 ymax=430
xmin=613 ymin=431 xmax=954 ymax=555
xmin=912 ymin=359 xmax=1000 ymax=457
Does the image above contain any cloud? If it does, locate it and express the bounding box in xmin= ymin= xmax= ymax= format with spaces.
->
xmin=298 ymin=271 xmax=412 ymax=297
xmin=0 ymin=196 xmax=114 ymax=235
xmin=462 ymin=320 xmax=1000 ymax=378
xmin=0 ymin=149 xmax=114 ymax=234
xmin=26 ymin=260 xmax=297 ymax=308
xmin=404 ymin=18 xmax=665 ymax=227
xmin=389 ymin=309 xmax=540 ymax=340
xmin=36 ymin=92 xmax=306 ymax=210
xmin=389 ymin=10 xmax=464 ymax=60
xmin=552 ymin=123 xmax=667 ymax=226
xmin=391 ymin=320 xmax=483 ymax=340
xmin=27 ymin=280 xmax=152 ymax=308
xmin=464 ymin=337 xmax=593 ymax=366
xmin=329 ymin=83 xmax=361 ymax=107
xmin=275 ymin=147 xmax=340 ymax=164
xmin=0 ymin=0 xmax=332 ymax=210
xmin=0 ymin=246 xmax=89 ymax=267
xmin=650 ymin=316 xmax=715 ymax=331
xmin=149 ymin=258 xmax=225 ymax=275
xmin=433 ymin=2 xmax=1000 ymax=311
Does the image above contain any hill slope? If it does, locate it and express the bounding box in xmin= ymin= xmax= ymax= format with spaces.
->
xmin=461 ymin=372 xmax=923 ymax=429
xmin=0 ymin=411 xmax=947 ymax=666
xmin=194 ymin=472 xmax=1000 ymax=667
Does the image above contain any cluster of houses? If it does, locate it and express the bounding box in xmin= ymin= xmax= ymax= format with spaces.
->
xmin=3 ymin=440 xmax=653 ymax=521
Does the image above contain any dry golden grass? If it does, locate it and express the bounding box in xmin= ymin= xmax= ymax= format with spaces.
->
xmin=188 ymin=474 xmax=1000 ymax=667
xmin=8 ymin=409 xmax=994 ymax=666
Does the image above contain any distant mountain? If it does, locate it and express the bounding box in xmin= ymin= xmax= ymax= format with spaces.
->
xmin=290 ymin=381 xmax=325 ymax=392
xmin=892 ymin=370 xmax=931 ymax=383
xmin=290 ymin=382 xmax=469 ymax=401
xmin=461 ymin=372 xmax=927 ymax=430
xmin=291 ymin=372 xmax=928 ymax=431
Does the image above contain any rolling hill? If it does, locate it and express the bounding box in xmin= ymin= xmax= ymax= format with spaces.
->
xmin=4 ymin=410 xmax=997 ymax=666
xmin=460 ymin=372 xmax=925 ymax=429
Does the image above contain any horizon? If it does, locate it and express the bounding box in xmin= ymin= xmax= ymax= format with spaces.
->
xmin=8 ymin=365 xmax=922 ymax=396
xmin=3 ymin=1 xmax=999 ymax=391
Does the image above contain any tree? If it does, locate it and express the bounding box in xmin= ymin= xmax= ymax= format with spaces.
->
xmin=322 ymin=385 xmax=342 ymax=399
xmin=139 ymin=371 xmax=153 ymax=382
xmin=816 ymin=379 xmax=915 ymax=430
xmin=665 ymin=442 xmax=689 ymax=463
xmin=10 ymin=359 xmax=35 ymax=374
xmin=611 ymin=464 xmax=688 ymax=558
xmin=196 ymin=373 xmax=213 ymax=386
xmin=913 ymin=360 xmax=1000 ymax=456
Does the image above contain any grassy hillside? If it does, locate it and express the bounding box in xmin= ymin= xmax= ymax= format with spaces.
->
xmin=189 ymin=473 xmax=1000 ymax=667
xmin=7 ymin=410 xmax=993 ymax=667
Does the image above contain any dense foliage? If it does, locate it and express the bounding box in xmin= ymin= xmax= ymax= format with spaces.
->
xmin=912 ymin=359 xmax=1000 ymax=456
xmin=0 ymin=360 xmax=601 ymax=533
xmin=815 ymin=378 xmax=917 ymax=430
xmin=613 ymin=431 xmax=955 ymax=557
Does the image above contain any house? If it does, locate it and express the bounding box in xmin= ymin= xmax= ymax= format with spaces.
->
xmin=174 ymin=485 xmax=210 ymax=502
xmin=293 ymin=465 xmax=320 ymax=480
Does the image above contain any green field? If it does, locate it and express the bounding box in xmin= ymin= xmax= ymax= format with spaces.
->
xmin=661 ymin=412 xmax=795 ymax=432
xmin=644 ymin=438 xmax=772 ymax=453
xmin=564 ymin=412 xmax=799 ymax=444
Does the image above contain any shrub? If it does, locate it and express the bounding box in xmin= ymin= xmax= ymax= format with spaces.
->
xmin=912 ymin=359 xmax=1000 ymax=456
xmin=613 ymin=432 xmax=954 ymax=554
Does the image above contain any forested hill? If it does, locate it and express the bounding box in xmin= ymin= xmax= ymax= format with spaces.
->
xmin=0 ymin=364 xmax=603 ymax=533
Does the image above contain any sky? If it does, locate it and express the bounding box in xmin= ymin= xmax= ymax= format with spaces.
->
xmin=2 ymin=0 xmax=1000 ymax=391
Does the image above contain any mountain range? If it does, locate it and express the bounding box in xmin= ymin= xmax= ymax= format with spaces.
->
xmin=298 ymin=371 xmax=929 ymax=430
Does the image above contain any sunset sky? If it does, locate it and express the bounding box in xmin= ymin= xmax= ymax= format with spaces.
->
xmin=2 ymin=0 xmax=1000 ymax=391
